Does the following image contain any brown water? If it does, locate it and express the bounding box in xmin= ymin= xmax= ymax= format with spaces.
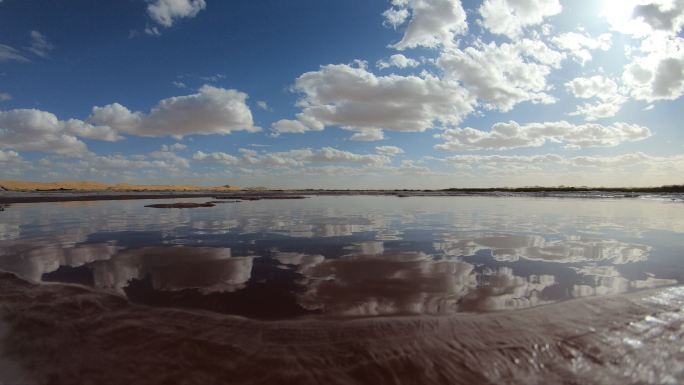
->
xmin=1 ymin=195 xmax=684 ymax=384
xmin=0 ymin=195 xmax=682 ymax=319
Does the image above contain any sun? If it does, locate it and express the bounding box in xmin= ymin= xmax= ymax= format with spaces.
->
xmin=600 ymin=0 xmax=653 ymax=36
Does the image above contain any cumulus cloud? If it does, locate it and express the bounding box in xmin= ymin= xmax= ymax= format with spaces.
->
xmin=376 ymin=54 xmax=420 ymax=69
xmin=445 ymin=152 xmax=684 ymax=172
xmin=350 ymin=128 xmax=385 ymax=141
xmin=568 ymin=100 xmax=627 ymax=121
xmin=0 ymin=109 xmax=121 ymax=155
xmin=25 ymin=31 xmax=54 ymax=58
xmin=0 ymin=44 xmax=29 ymax=62
xmin=622 ymin=36 xmax=684 ymax=102
xmin=60 ymin=152 xmax=191 ymax=179
xmin=192 ymin=147 xmax=392 ymax=169
xmin=565 ymin=76 xmax=626 ymax=120
xmin=386 ymin=0 xmax=468 ymax=50
xmin=551 ymin=31 xmax=612 ymax=65
xmin=437 ymin=39 xmax=562 ymax=111
xmin=375 ymin=145 xmax=405 ymax=156
xmin=89 ymin=85 xmax=258 ymax=138
xmin=382 ymin=6 xmax=410 ymax=29
xmin=566 ymin=76 xmax=618 ymax=99
xmin=479 ymin=0 xmax=562 ymax=39
xmin=0 ymin=149 xmax=21 ymax=163
xmin=147 ymin=0 xmax=206 ymax=28
xmin=0 ymin=92 xmax=11 ymax=102
xmin=606 ymin=0 xmax=684 ymax=37
xmin=308 ymin=147 xmax=391 ymax=166
xmin=192 ymin=150 xmax=239 ymax=164
xmin=435 ymin=120 xmax=652 ymax=150
xmin=271 ymin=119 xmax=316 ymax=135
xmin=295 ymin=252 xmax=479 ymax=316
xmin=271 ymin=62 xmax=473 ymax=140
xmin=161 ymin=142 xmax=187 ymax=152
xmin=632 ymin=0 xmax=684 ymax=34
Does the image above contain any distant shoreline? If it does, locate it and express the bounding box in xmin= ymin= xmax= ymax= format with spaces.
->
xmin=1 ymin=187 xmax=683 ymax=204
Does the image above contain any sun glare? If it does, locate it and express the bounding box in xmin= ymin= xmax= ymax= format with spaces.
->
xmin=601 ymin=0 xmax=653 ymax=36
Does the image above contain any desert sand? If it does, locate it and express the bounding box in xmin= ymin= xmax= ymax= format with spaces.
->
xmin=0 ymin=180 xmax=241 ymax=192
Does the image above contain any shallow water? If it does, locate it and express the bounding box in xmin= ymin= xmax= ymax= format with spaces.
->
xmin=1 ymin=195 xmax=682 ymax=319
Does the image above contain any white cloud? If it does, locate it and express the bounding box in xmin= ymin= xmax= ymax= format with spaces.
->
xmin=566 ymin=76 xmax=618 ymax=99
xmin=445 ymin=152 xmax=684 ymax=173
xmin=0 ymin=92 xmax=11 ymax=102
xmin=387 ymin=0 xmax=468 ymax=50
xmin=0 ymin=149 xmax=21 ymax=162
xmin=0 ymin=44 xmax=29 ymax=62
xmin=256 ymin=100 xmax=271 ymax=111
xmin=144 ymin=26 xmax=161 ymax=36
xmin=382 ymin=7 xmax=410 ymax=28
xmin=622 ymin=36 xmax=684 ymax=102
xmin=375 ymin=145 xmax=405 ymax=156
xmin=63 ymin=118 xmax=122 ymax=141
xmin=604 ymin=0 xmax=684 ymax=38
xmin=89 ymin=85 xmax=258 ymax=138
xmin=161 ymin=142 xmax=187 ymax=152
xmin=445 ymin=153 xmax=563 ymax=168
xmin=172 ymin=81 xmax=187 ymax=88
xmin=350 ymin=128 xmax=385 ymax=141
xmin=309 ymin=147 xmax=391 ymax=166
xmin=632 ymin=0 xmax=684 ymax=34
xmin=272 ymin=62 xmax=473 ymax=139
xmin=565 ymin=76 xmax=626 ymax=120
xmin=377 ymin=54 xmax=420 ymax=69
xmin=25 ymin=31 xmax=54 ymax=58
xmin=271 ymin=119 xmax=316 ymax=134
xmin=193 ymin=147 xmax=392 ymax=169
xmin=479 ymin=0 xmax=562 ymax=39
xmin=0 ymin=149 xmax=26 ymax=178
xmin=435 ymin=120 xmax=652 ymax=150
xmin=398 ymin=159 xmax=431 ymax=174
xmin=192 ymin=150 xmax=239 ymax=164
xmin=74 ymin=152 xmax=190 ymax=177
xmin=438 ymin=39 xmax=562 ymax=111
xmin=551 ymin=31 xmax=612 ymax=65
xmin=147 ymin=0 xmax=206 ymax=28
xmin=0 ymin=109 xmax=121 ymax=155
xmin=568 ymin=100 xmax=626 ymax=121
xmin=199 ymin=73 xmax=226 ymax=82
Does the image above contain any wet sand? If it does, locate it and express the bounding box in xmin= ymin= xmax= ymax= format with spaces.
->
xmin=1 ymin=271 xmax=682 ymax=385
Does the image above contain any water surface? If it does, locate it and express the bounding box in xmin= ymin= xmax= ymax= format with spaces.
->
xmin=1 ymin=196 xmax=682 ymax=319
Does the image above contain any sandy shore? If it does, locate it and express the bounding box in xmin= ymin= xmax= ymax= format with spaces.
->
xmin=0 ymin=271 xmax=682 ymax=385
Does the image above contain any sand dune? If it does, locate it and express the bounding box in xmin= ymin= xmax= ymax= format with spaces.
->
xmin=0 ymin=180 xmax=240 ymax=192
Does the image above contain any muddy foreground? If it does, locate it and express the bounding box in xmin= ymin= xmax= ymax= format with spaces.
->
xmin=0 ymin=272 xmax=682 ymax=385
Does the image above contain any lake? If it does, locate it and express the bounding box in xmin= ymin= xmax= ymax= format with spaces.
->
xmin=1 ymin=195 xmax=682 ymax=320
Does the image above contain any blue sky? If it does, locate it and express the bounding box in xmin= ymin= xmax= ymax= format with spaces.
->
xmin=1 ymin=0 xmax=683 ymax=188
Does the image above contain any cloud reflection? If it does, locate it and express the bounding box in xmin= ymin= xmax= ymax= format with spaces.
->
xmin=90 ymin=247 xmax=253 ymax=294
xmin=275 ymin=251 xmax=557 ymax=316
xmin=435 ymin=233 xmax=650 ymax=264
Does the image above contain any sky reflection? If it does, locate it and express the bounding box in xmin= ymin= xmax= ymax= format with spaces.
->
xmin=0 ymin=196 xmax=682 ymax=319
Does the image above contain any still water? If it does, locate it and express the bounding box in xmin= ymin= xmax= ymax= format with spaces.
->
xmin=0 ymin=196 xmax=682 ymax=319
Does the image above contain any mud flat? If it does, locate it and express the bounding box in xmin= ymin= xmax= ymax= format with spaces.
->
xmin=144 ymin=202 xmax=216 ymax=208
xmin=0 ymin=272 xmax=682 ymax=385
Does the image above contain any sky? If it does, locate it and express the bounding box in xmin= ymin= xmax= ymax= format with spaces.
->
xmin=0 ymin=0 xmax=683 ymax=189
